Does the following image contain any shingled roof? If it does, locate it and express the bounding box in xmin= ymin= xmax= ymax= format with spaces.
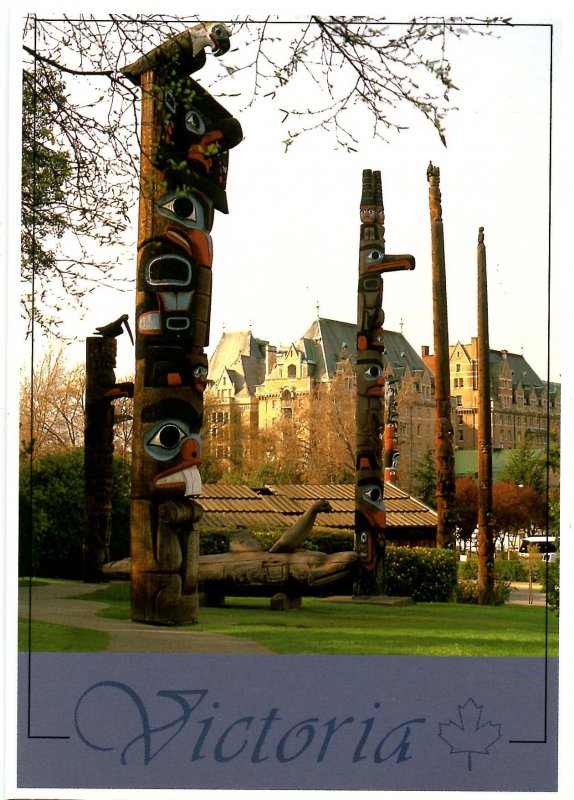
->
xmin=196 ymin=483 xmax=437 ymax=545
xmin=208 ymin=330 xmax=267 ymax=394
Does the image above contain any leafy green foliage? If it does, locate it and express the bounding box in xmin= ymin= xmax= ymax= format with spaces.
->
xmin=385 ymin=546 xmax=457 ymax=602
xmin=499 ymin=442 xmax=546 ymax=493
xmin=455 ymin=579 xmax=511 ymax=606
xmin=19 ymin=448 xmax=131 ymax=578
xmin=540 ymin=558 xmax=559 ymax=614
xmin=411 ymin=448 xmax=437 ymax=508
xmin=457 ymin=555 xmax=552 ymax=583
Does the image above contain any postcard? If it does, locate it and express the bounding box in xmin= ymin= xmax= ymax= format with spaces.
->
xmin=4 ymin=8 xmax=573 ymax=799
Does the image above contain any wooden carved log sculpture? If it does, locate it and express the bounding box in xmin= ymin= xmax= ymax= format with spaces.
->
xmin=355 ymin=169 xmax=415 ymax=596
xmin=84 ymin=325 xmax=134 ymax=583
xmin=122 ymin=22 xmax=242 ymax=624
xmin=103 ymin=501 xmax=359 ymax=605
xmin=198 ymin=501 xmax=359 ymax=606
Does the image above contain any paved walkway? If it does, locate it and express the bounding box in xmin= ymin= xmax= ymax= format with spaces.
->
xmin=18 ymin=582 xmax=273 ymax=654
xmin=508 ymin=581 xmax=547 ymax=606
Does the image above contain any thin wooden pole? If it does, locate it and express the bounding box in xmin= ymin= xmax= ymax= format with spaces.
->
xmin=477 ymin=226 xmax=495 ymax=603
xmin=427 ymin=163 xmax=456 ymax=549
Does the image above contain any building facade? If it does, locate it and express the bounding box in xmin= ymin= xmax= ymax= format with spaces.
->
xmin=422 ymin=338 xmax=560 ymax=452
xmin=206 ymin=317 xmax=435 ymax=491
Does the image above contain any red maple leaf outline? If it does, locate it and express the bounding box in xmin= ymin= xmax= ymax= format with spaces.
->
xmin=438 ymin=697 xmax=502 ymax=771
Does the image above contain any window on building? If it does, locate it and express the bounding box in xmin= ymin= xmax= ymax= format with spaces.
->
xmin=459 ymin=378 xmax=463 ymax=387
xmin=287 ymin=364 xmax=297 ymax=379
xmin=456 ymin=396 xmax=463 ymax=406
xmin=456 ymin=363 xmax=461 ymax=372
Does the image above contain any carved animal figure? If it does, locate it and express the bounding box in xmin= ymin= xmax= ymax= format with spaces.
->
xmin=94 ymin=314 xmax=134 ymax=344
xmin=122 ymin=22 xmax=231 ymax=84
xmin=269 ymin=499 xmax=331 ymax=553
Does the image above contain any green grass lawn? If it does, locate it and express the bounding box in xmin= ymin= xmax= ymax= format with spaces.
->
xmin=18 ymin=618 xmax=109 ymax=652
xmin=59 ymin=583 xmax=558 ymax=657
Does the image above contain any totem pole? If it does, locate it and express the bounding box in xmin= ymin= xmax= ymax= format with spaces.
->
xmin=355 ymin=169 xmax=415 ymax=596
xmin=427 ymin=163 xmax=456 ymax=549
xmin=122 ymin=23 xmax=242 ymax=624
xmin=476 ymin=227 xmax=495 ymax=603
xmin=83 ymin=316 xmax=134 ymax=582
xmin=384 ymin=377 xmax=400 ymax=485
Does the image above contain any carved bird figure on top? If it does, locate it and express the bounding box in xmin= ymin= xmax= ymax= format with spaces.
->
xmin=94 ymin=314 xmax=134 ymax=345
xmin=122 ymin=22 xmax=232 ymax=84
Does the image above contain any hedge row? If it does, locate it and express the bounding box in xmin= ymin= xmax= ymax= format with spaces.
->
xmin=457 ymin=556 xmax=549 ymax=583
xmin=385 ymin=547 xmax=457 ymax=602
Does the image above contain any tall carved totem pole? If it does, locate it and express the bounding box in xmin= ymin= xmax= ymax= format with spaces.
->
xmin=122 ymin=23 xmax=242 ymax=624
xmin=355 ymin=169 xmax=415 ymax=595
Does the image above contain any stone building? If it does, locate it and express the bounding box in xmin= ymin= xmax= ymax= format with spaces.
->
xmin=421 ymin=337 xmax=560 ymax=452
xmin=207 ymin=317 xmax=435 ymax=490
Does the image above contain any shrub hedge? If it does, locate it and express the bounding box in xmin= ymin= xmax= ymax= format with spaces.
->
xmin=457 ymin=555 xmax=547 ymax=583
xmin=385 ymin=546 xmax=457 ymax=602
xmin=455 ymin=579 xmax=512 ymax=605
xmin=540 ymin=558 xmax=559 ymax=614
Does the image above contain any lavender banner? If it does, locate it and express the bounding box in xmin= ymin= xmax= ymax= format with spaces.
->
xmin=17 ymin=653 xmax=557 ymax=791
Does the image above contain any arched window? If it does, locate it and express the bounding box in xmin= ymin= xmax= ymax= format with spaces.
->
xmin=287 ymin=363 xmax=297 ymax=379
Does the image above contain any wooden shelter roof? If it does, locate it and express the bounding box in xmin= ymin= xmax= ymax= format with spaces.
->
xmin=196 ymin=483 xmax=437 ymax=532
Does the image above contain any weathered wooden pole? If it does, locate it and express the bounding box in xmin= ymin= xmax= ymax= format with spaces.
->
xmin=83 ymin=329 xmax=133 ymax=582
xmin=122 ymin=23 xmax=242 ymax=624
xmin=427 ymin=163 xmax=456 ymax=549
xmin=476 ymin=226 xmax=495 ymax=603
xmin=354 ymin=169 xmax=414 ymax=595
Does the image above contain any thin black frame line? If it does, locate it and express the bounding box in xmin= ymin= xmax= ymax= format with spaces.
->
xmin=508 ymin=21 xmax=554 ymax=747
xmin=29 ymin=15 xmax=554 ymax=31
xmin=24 ymin=15 xmax=72 ymax=742
xmin=25 ymin=15 xmax=38 ymax=741
xmin=23 ymin=14 xmax=555 ymax=746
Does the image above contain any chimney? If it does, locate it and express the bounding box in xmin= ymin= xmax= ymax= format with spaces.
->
xmin=501 ymin=349 xmax=508 ymax=359
xmin=421 ymin=345 xmax=430 ymax=357
xmin=265 ymin=344 xmax=277 ymax=376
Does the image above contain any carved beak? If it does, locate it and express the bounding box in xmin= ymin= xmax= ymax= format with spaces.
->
xmin=210 ymin=32 xmax=230 ymax=57
xmin=122 ymin=316 xmax=135 ymax=346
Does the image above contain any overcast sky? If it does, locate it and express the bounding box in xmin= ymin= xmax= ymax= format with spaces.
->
xmin=18 ymin=14 xmax=563 ymax=385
